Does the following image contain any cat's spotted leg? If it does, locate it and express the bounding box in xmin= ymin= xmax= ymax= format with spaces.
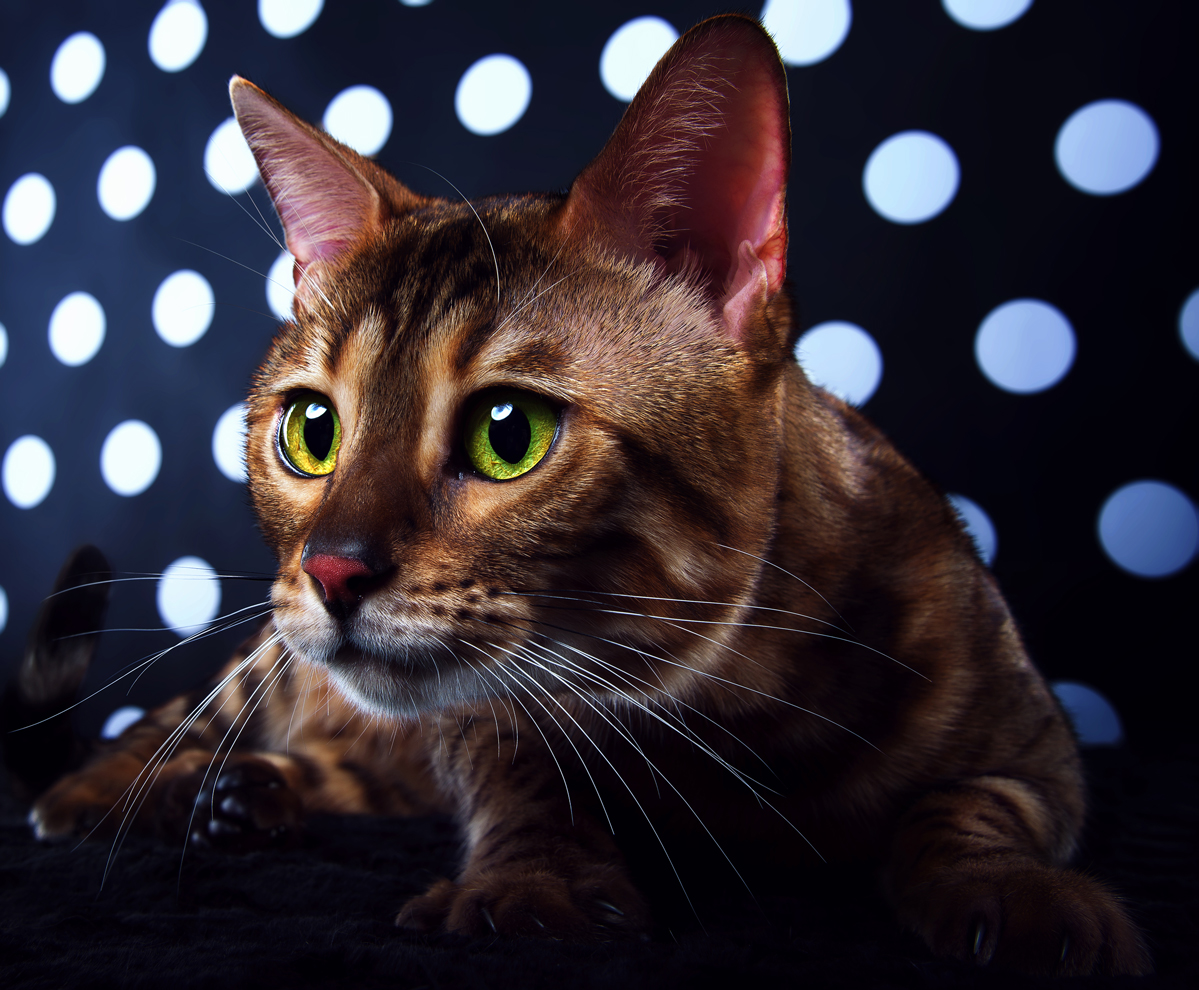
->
xmin=396 ymin=712 xmax=649 ymax=940
xmin=885 ymin=776 xmax=1151 ymax=975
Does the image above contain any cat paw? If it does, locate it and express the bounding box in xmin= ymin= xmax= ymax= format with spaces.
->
xmin=169 ymin=758 xmax=303 ymax=852
xmin=902 ymin=860 xmax=1151 ymax=976
xmin=395 ymin=863 xmax=650 ymax=940
xmin=29 ymin=761 xmax=135 ymax=841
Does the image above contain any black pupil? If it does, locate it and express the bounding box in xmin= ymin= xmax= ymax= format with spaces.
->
xmin=489 ymin=404 xmax=531 ymax=463
xmin=303 ymin=403 xmax=334 ymax=461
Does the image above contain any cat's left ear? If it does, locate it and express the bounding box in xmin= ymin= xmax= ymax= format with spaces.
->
xmin=229 ymin=77 xmax=425 ymax=310
xmin=562 ymin=14 xmax=791 ymax=346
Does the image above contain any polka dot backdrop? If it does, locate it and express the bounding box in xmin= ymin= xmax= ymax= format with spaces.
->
xmin=0 ymin=0 xmax=1196 ymax=752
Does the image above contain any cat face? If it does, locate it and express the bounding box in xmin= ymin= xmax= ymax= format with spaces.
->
xmin=245 ymin=201 xmax=783 ymax=716
xmin=231 ymin=17 xmax=795 ymax=717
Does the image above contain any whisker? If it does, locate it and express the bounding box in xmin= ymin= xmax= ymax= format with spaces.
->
xmin=406 ymin=162 xmax=500 ymax=306
xmin=509 ymin=590 xmax=923 ymax=680
xmin=11 ymin=606 xmax=275 ymax=733
xmin=711 ymin=542 xmax=853 ymax=634
xmin=455 ymin=645 xmax=576 ymax=825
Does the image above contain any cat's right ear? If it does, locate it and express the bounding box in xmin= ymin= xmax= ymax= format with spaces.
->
xmin=229 ymin=77 xmax=424 ymax=311
xmin=561 ymin=15 xmax=791 ymax=348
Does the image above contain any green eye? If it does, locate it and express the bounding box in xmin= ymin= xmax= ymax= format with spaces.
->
xmin=465 ymin=391 xmax=557 ymax=480
xmin=280 ymin=391 xmax=341 ymax=476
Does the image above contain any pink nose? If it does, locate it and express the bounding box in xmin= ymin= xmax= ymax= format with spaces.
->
xmin=302 ymin=554 xmax=374 ymax=603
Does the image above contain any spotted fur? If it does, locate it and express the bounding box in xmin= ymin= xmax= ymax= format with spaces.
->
xmin=25 ymin=16 xmax=1147 ymax=975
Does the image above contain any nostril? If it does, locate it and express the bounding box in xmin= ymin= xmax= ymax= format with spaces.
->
xmin=302 ymin=554 xmax=374 ymax=604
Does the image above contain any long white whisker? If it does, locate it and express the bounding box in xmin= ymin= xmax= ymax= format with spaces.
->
xmin=494 ymin=655 xmax=708 ymax=922
xmin=455 ymin=646 xmax=576 ymax=825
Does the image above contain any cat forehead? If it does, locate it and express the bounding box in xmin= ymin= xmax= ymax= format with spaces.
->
xmin=281 ymin=199 xmax=721 ymax=390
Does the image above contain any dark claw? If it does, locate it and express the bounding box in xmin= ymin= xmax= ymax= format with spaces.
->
xmin=595 ymin=900 xmax=625 ymax=917
xmin=220 ymin=794 xmax=249 ymax=818
xmin=971 ymin=919 xmax=987 ymax=962
xmin=1060 ymin=934 xmax=1070 ymax=964
xmin=207 ymin=817 xmax=241 ymax=837
xmin=532 ymin=915 xmax=546 ymax=929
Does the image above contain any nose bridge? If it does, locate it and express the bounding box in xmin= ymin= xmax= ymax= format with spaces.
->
xmin=303 ymin=442 xmax=410 ymax=569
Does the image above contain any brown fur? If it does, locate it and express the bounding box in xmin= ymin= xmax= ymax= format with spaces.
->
xmin=28 ymin=15 xmax=1147 ymax=975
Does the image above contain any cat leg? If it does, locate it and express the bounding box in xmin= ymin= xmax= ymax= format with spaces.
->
xmin=885 ymin=775 xmax=1151 ymax=975
xmin=395 ymin=713 xmax=649 ymax=940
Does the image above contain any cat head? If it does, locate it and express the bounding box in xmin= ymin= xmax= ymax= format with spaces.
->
xmin=231 ymin=15 xmax=798 ymax=716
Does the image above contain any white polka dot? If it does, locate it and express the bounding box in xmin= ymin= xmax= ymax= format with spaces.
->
xmin=947 ymin=493 xmax=997 ymax=566
xmin=100 ymin=420 xmax=162 ymax=497
xmin=258 ymin=0 xmax=323 ymax=38
xmin=455 ymin=54 xmax=532 ymax=136
xmin=3 ymin=435 xmax=55 ymax=509
xmin=599 ymin=16 xmax=678 ymax=103
xmin=157 ymin=556 xmax=221 ymax=638
xmin=399 ymin=0 xmax=433 ymax=6
xmin=152 ymin=269 xmax=214 ymax=347
xmin=0 ymin=67 xmax=10 ymax=117
xmin=0 ymin=322 xmax=7 ymax=367
xmin=1052 ymin=682 xmax=1123 ymax=747
xmin=1055 ymin=100 xmax=1158 ymax=196
xmin=863 ymin=131 xmax=960 ymax=224
xmin=149 ymin=0 xmax=208 ymax=72
xmin=795 ymin=321 xmax=882 ymax=406
xmin=760 ymin=0 xmax=852 ymax=66
xmin=1180 ymin=288 xmax=1199 ymax=361
xmin=323 ymin=85 xmax=393 ymax=156
xmin=0 ymin=585 xmax=7 ymax=634
xmin=974 ymin=298 xmax=1074 ymax=394
xmin=1051 ymin=681 xmax=1123 ymax=747
xmin=212 ymin=403 xmax=248 ymax=483
xmin=1098 ymin=480 xmax=1199 ymax=579
xmin=97 ymin=146 xmax=156 ymax=221
xmin=50 ymin=31 xmax=105 ymax=104
xmin=941 ymin=0 xmax=1033 ymax=30
xmin=48 ymin=291 xmax=106 ymax=366
xmin=100 ymin=705 xmax=145 ymax=739
xmin=266 ymin=250 xmax=296 ymax=320
xmin=203 ymin=117 xmax=258 ymax=195
xmin=3 ymin=173 xmax=56 ymax=245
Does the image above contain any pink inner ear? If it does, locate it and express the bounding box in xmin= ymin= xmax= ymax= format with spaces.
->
xmin=565 ymin=17 xmax=791 ymax=335
xmin=230 ymin=78 xmax=385 ymax=278
xmin=670 ymin=53 xmax=790 ymax=298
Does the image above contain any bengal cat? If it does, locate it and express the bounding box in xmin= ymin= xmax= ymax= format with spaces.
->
xmin=18 ymin=14 xmax=1148 ymax=976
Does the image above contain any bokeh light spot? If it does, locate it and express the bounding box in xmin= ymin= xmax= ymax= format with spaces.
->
xmin=1055 ymin=100 xmax=1159 ymax=196
xmin=599 ymin=17 xmax=678 ymax=102
xmin=1098 ymin=480 xmax=1199 ymax=578
xmin=157 ymin=556 xmax=221 ymax=637
xmin=455 ymin=54 xmax=532 ymax=136
xmin=51 ymin=31 xmax=105 ymax=104
xmin=760 ymin=0 xmax=852 ymax=66
xmin=974 ymin=298 xmax=1075 ymax=393
xmin=794 ymin=321 xmax=883 ymax=406
xmin=863 ymin=131 xmax=959 ymax=224
xmin=3 ymin=436 xmax=55 ymax=509
xmin=100 ymin=420 xmax=162 ymax=497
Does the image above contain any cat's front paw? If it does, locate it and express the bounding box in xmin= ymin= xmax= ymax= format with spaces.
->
xmin=901 ymin=859 xmax=1151 ymax=976
xmin=29 ymin=752 xmax=147 ymax=841
xmin=167 ymin=757 xmax=303 ymax=852
xmin=395 ymin=862 xmax=650 ymax=940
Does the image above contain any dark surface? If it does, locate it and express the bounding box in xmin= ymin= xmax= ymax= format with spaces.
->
xmin=1 ymin=745 xmax=1195 ymax=990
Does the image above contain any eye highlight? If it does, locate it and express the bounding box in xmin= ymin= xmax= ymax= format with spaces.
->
xmin=279 ymin=392 xmax=341 ymax=476
xmin=464 ymin=390 xmax=557 ymax=480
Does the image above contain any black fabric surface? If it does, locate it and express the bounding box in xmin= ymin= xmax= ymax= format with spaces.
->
xmin=1 ymin=745 xmax=1195 ymax=990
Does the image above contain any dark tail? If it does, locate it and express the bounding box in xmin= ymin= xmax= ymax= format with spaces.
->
xmin=1 ymin=545 xmax=111 ymax=801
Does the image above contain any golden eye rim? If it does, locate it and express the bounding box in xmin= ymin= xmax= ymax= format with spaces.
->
xmin=464 ymin=389 xmax=559 ymax=481
xmin=278 ymin=390 xmax=342 ymax=477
